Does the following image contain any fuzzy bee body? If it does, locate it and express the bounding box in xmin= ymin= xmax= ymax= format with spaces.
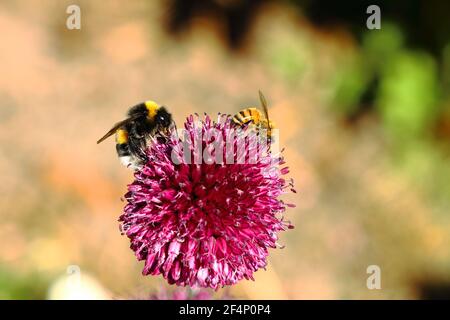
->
xmin=232 ymin=91 xmax=275 ymax=143
xmin=114 ymin=128 xmax=143 ymax=170
xmin=97 ymin=101 xmax=173 ymax=170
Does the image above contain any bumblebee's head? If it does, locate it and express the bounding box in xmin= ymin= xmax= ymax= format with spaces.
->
xmin=144 ymin=101 xmax=172 ymax=132
xmin=154 ymin=107 xmax=172 ymax=128
xmin=128 ymin=100 xmax=172 ymax=128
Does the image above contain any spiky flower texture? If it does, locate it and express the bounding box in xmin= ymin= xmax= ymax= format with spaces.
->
xmin=119 ymin=115 xmax=295 ymax=289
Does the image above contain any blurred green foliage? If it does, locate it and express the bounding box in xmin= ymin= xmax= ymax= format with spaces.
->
xmin=268 ymin=42 xmax=307 ymax=84
xmin=331 ymin=55 xmax=370 ymax=115
xmin=0 ymin=267 xmax=49 ymax=299
xmin=377 ymin=51 xmax=439 ymax=141
xmin=363 ymin=23 xmax=404 ymax=65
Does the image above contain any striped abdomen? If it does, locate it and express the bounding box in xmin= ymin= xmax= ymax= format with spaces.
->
xmin=232 ymin=107 xmax=274 ymax=139
xmin=115 ymin=128 xmax=143 ymax=170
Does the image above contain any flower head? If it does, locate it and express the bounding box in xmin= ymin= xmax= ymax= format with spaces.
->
xmin=119 ymin=114 xmax=295 ymax=289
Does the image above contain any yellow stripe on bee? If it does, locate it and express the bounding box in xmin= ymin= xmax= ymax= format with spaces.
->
xmin=116 ymin=128 xmax=128 ymax=144
xmin=233 ymin=108 xmax=263 ymax=125
xmin=145 ymin=100 xmax=160 ymax=120
xmin=233 ymin=107 xmax=275 ymax=140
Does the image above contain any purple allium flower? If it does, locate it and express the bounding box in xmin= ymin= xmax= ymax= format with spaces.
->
xmin=119 ymin=114 xmax=295 ymax=290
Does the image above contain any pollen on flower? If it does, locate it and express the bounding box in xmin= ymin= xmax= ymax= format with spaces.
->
xmin=119 ymin=114 xmax=295 ymax=290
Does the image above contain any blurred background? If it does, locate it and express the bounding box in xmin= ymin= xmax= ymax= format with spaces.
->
xmin=0 ymin=0 xmax=449 ymax=299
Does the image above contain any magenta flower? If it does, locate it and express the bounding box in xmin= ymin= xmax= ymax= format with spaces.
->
xmin=119 ymin=114 xmax=295 ymax=290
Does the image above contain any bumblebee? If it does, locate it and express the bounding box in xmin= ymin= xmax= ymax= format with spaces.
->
xmin=97 ymin=101 xmax=173 ymax=170
xmin=232 ymin=91 xmax=275 ymax=144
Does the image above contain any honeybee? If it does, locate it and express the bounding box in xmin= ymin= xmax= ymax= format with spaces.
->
xmin=232 ymin=90 xmax=275 ymax=144
xmin=97 ymin=101 xmax=173 ymax=170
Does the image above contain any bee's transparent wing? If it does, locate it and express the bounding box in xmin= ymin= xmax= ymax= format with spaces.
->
xmin=259 ymin=90 xmax=270 ymax=123
xmin=259 ymin=90 xmax=273 ymax=149
xmin=96 ymin=118 xmax=134 ymax=144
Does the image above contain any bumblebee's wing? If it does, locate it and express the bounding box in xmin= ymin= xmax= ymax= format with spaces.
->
xmin=259 ymin=90 xmax=273 ymax=150
xmin=259 ymin=90 xmax=270 ymax=124
xmin=96 ymin=118 xmax=133 ymax=144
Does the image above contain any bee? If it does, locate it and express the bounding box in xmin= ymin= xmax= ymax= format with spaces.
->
xmin=232 ymin=90 xmax=275 ymax=145
xmin=97 ymin=101 xmax=173 ymax=170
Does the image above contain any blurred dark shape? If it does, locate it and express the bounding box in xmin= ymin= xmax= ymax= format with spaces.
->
xmin=295 ymin=0 xmax=450 ymax=58
xmin=435 ymin=114 xmax=450 ymax=141
xmin=344 ymin=76 xmax=379 ymax=125
xmin=295 ymin=0 xmax=449 ymax=123
xmin=164 ymin=0 xmax=265 ymax=50
xmin=164 ymin=0 xmax=450 ymax=56
xmin=418 ymin=281 xmax=450 ymax=300
xmin=163 ymin=0 xmax=450 ymax=126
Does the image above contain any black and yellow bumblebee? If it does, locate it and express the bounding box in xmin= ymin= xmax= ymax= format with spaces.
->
xmin=97 ymin=101 xmax=173 ymax=170
xmin=232 ymin=90 xmax=275 ymax=144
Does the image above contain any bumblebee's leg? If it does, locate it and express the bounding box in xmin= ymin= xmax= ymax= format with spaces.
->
xmin=128 ymin=134 xmax=147 ymax=165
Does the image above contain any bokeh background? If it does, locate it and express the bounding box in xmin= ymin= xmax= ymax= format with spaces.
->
xmin=1 ymin=0 xmax=450 ymax=299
